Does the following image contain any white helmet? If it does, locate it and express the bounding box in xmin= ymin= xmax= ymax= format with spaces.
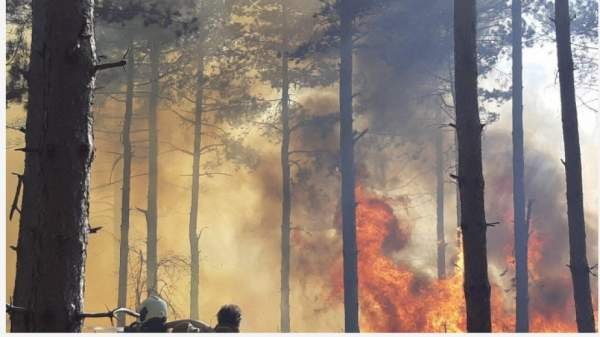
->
xmin=136 ymin=295 xmax=168 ymax=324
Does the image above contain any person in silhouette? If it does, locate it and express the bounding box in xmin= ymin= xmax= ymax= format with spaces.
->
xmin=213 ymin=305 xmax=242 ymax=332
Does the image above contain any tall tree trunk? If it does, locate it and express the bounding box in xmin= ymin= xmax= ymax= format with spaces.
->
xmin=435 ymin=126 xmax=446 ymax=280
xmin=11 ymin=0 xmax=96 ymax=331
xmin=511 ymin=0 xmax=528 ymax=331
xmin=554 ymin=0 xmax=596 ymax=332
xmin=449 ymin=65 xmax=462 ymax=263
xmin=117 ymin=37 xmax=135 ymax=327
xmin=280 ymin=0 xmax=291 ymax=332
xmin=189 ymin=52 xmax=204 ymax=321
xmin=146 ymin=39 xmax=160 ymax=295
xmin=339 ymin=0 xmax=359 ymax=332
xmin=453 ymin=0 xmax=491 ymax=332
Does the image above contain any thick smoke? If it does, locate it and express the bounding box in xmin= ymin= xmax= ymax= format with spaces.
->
xmin=5 ymin=0 xmax=597 ymax=332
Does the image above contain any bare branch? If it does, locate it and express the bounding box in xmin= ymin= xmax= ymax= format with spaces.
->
xmin=94 ymin=60 xmax=127 ymax=73
xmin=353 ymin=128 xmax=369 ymax=144
xmin=89 ymin=226 xmax=103 ymax=234
xmin=10 ymin=173 xmax=24 ymax=220
xmin=6 ymin=304 xmax=28 ymax=315
xmin=79 ymin=307 xmax=139 ymax=319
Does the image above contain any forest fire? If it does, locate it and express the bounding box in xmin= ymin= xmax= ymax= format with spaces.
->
xmin=328 ymin=184 xmax=582 ymax=332
xmin=5 ymin=0 xmax=597 ymax=332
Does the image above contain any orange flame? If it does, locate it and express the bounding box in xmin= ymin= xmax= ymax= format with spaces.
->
xmin=327 ymin=185 xmax=584 ymax=332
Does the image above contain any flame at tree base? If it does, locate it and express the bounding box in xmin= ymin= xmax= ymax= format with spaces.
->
xmin=327 ymin=185 xmax=581 ymax=332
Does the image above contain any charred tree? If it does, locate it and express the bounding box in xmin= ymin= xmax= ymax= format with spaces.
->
xmin=435 ymin=126 xmax=446 ymax=280
xmin=554 ymin=0 xmax=596 ymax=332
xmin=339 ymin=0 xmax=359 ymax=332
xmin=280 ymin=0 xmax=291 ymax=332
xmin=453 ymin=0 xmax=491 ymax=332
xmin=11 ymin=0 xmax=96 ymax=332
xmin=189 ymin=51 xmax=205 ymax=321
xmin=117 ymin=37 xmax=135 ymax=328
xmin=511 ymin=0 xmax=528 ymax=332
xmin=146 ymin=38 xmax=160 ymax=295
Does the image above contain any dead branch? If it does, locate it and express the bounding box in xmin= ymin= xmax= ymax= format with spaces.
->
xmin=108 ymin=154 xmax=123 ymax=184
xmin=15 ymin=147 xmax=40 ymax=153
xmin=6 ymin=304 xmax=28 ymax=315
xmin=10 ymin=173 xmax=24 ymax=220
xmin=94 ymin=60 xmax=127 ymax=73
xmin=136 ymin=207 xmax=148 ymax=215
xmin=79 ymin=307 xmax=139 ymax=320
xmin=353 ymin=128 xmax=369 ymax=144
xmin=89 ymin=226 xmax=103 ymax=234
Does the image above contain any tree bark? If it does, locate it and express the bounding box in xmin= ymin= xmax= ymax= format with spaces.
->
xmin=117 ymin=36 xmax=135 ymax=328
xmin=280 ymin=0 xmax=291 ymax=332
xmin=189 ymin=52 xmax=204 ymax=321
xmin=453 ymin=0 xmax=491 ymax=332
xmin=554 ymin=0 xmax=596 ymax=332
xmin=146 ymin=38 xmax=160 ymax=295
xmin=339 ymin=0 xmax=359 ymax=332
xmin=435 ymin=126 xmax=446 ymax=280
xmin=511 ymin=0 xmax=528 ymax=332
xmin=11 ymin=0 xmax=96 ymax=332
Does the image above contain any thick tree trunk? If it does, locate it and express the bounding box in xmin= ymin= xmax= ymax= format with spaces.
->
xmin=453 ymin=0 xmax=491 ymax=332
xmin=117 ymin=37 xmax=135 ymax=328
xmin=189 ymin=52 xmax=204 ymax=321
xmin=554 ymin=0 xmax=596 ymax=332
xmin=511 ymin=0 xmax=528 ymax=332
xmin=11 ymin=0 xmax=96 ymax=332
xmin=339 ymin=0 xmax=359 ymax=332
xmin=146 ymin=39 xmax=160 ymax=295
xmin=280 ymin=0 xmax=291 ymax=332
xmin=435 ymin=126 xmax=446 ymax=280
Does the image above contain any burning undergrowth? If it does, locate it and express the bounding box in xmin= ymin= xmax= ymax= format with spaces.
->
xmin=294 ymin=172 xmax=595 ymax=332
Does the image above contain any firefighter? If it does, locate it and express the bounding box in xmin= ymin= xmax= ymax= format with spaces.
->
xmin=125 ymin=295 xmax=168 ymax=332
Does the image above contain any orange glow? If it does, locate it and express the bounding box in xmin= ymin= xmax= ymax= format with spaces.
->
xmin=328 ymin=184 xmax=581 ymax=332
